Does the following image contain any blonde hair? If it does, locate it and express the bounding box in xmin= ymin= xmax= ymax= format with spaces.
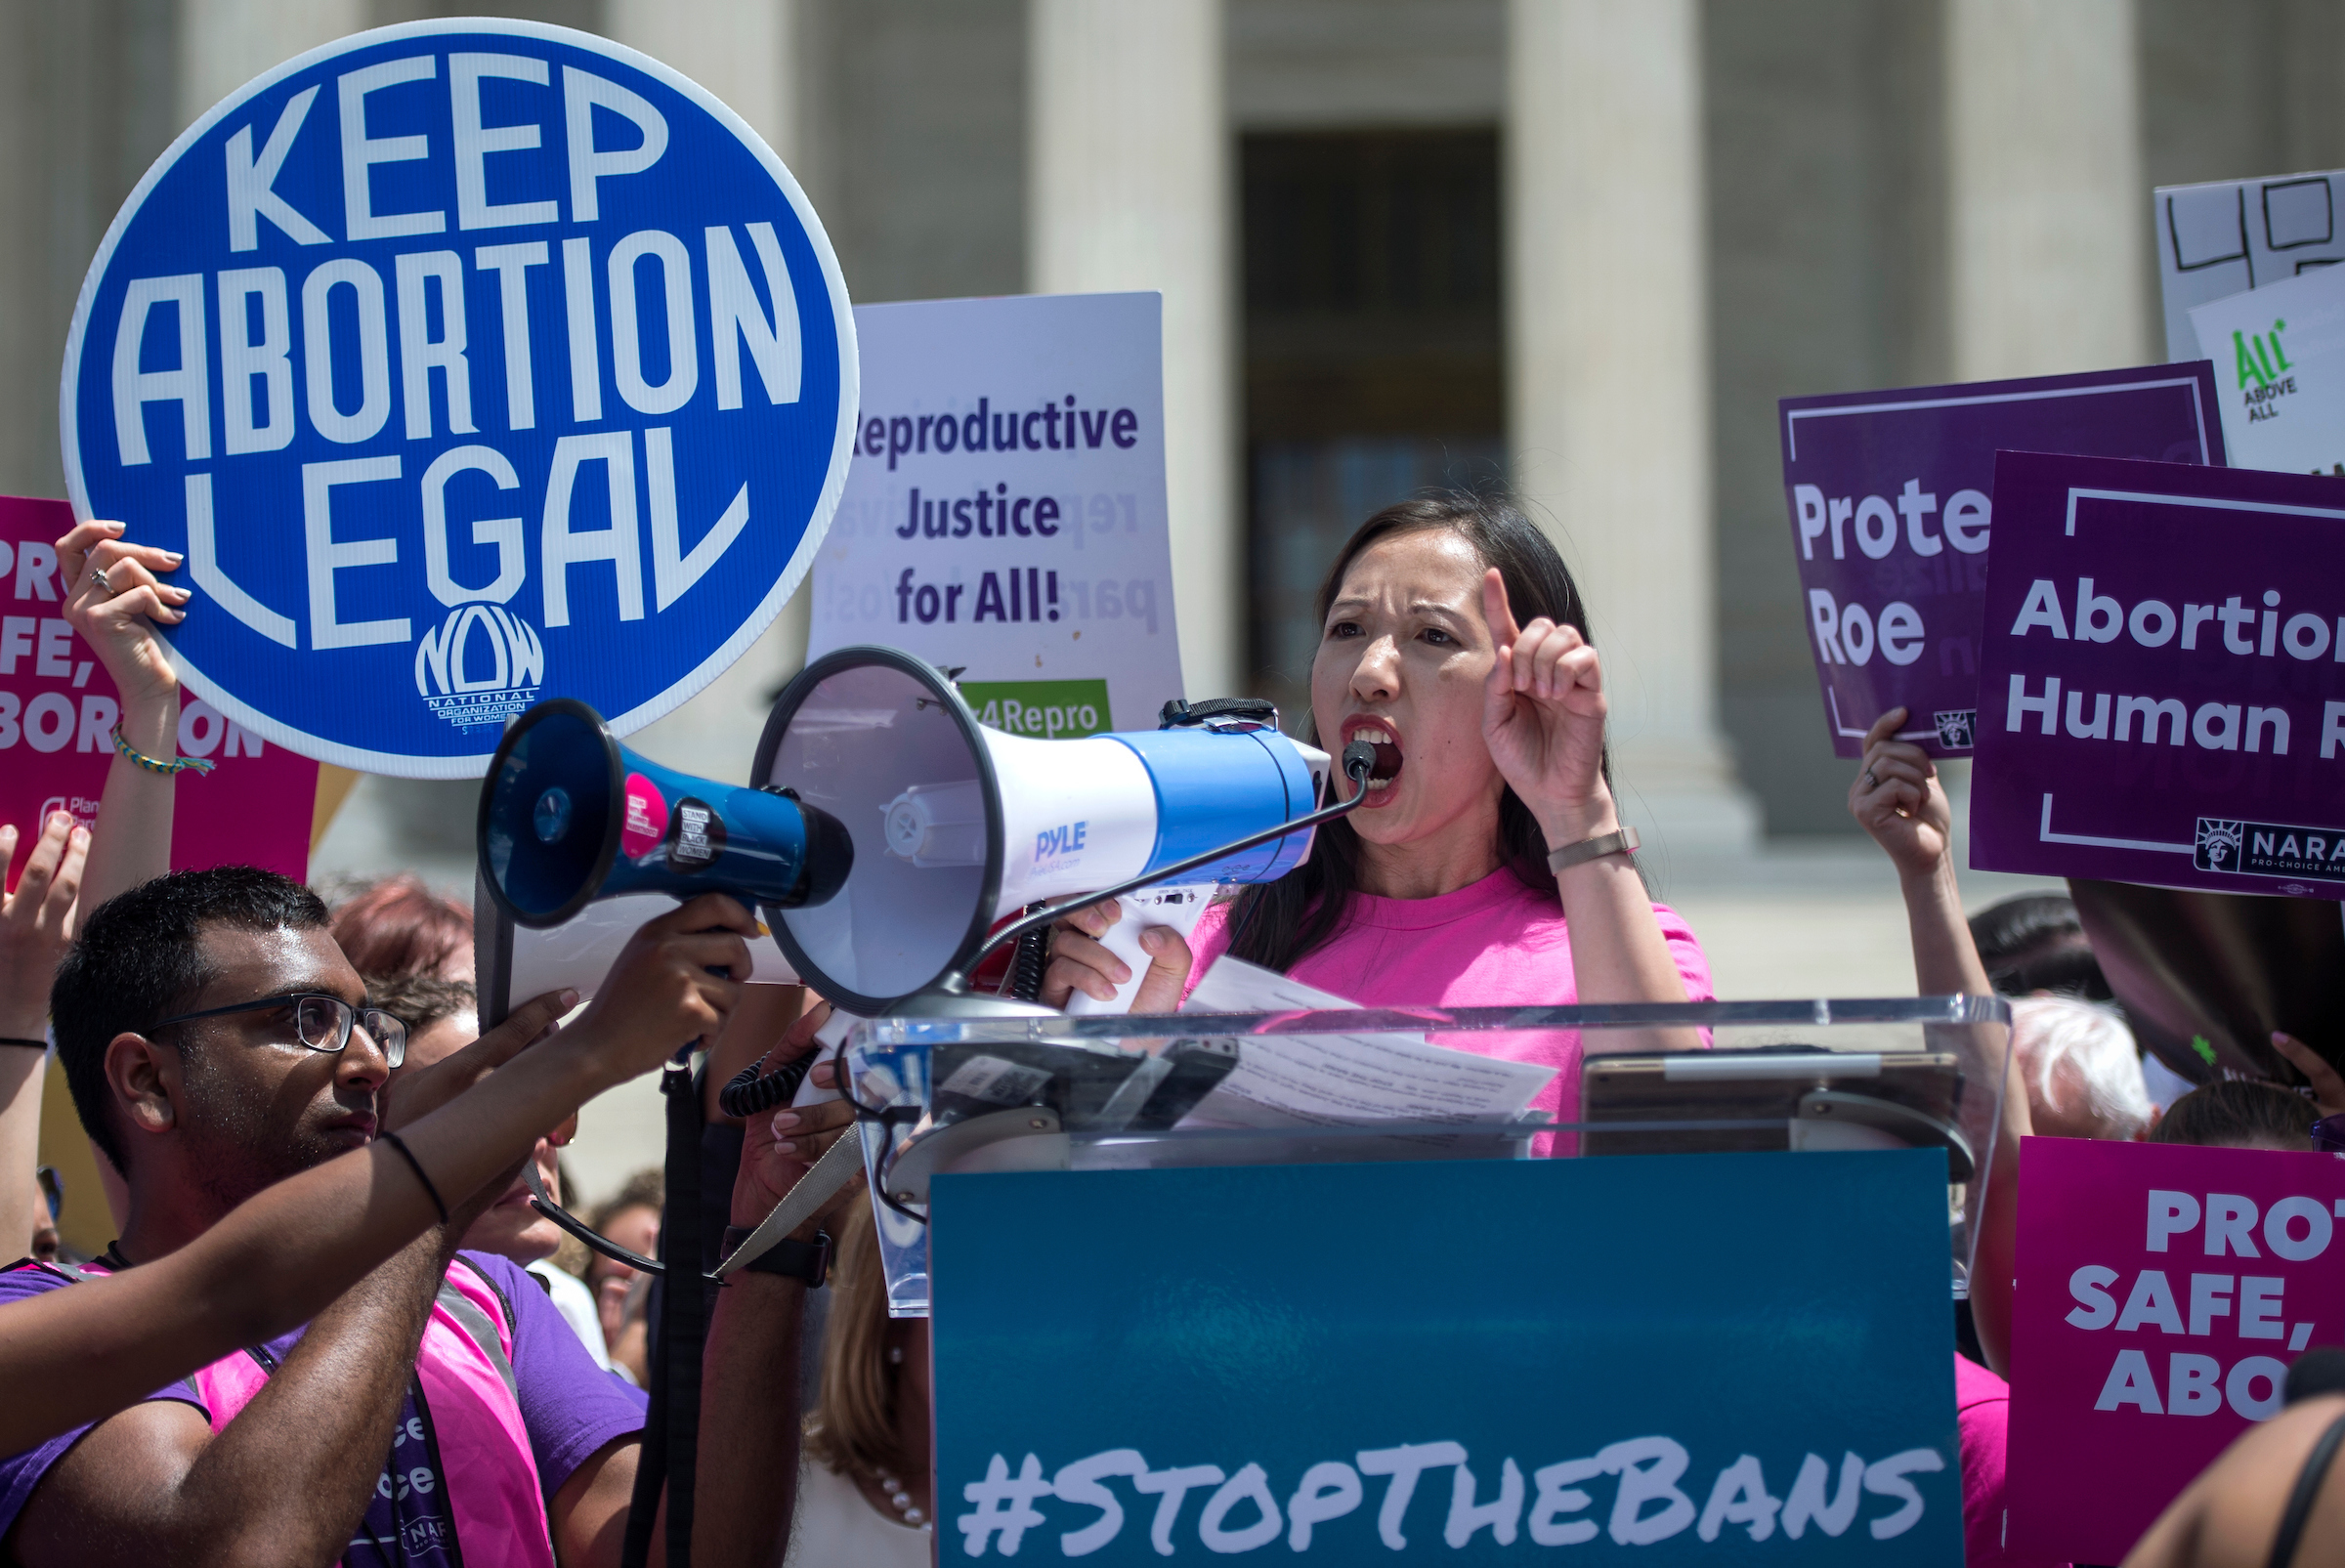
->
xmin=803 ymin=1201 xmax=905 ymax=1476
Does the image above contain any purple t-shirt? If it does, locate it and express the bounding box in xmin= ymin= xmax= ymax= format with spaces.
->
xmin=0 ymin=1250 xmax=644 ymax=1549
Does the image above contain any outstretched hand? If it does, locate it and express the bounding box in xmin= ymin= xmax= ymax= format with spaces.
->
xmin=0 ymin=814 xmax=89 ymax=1039
xmin=1479 ymin=567 xmax=1614 ymax=842
xmin=1850 ymin=708 xmax=1952 ymax=880
xmin=568 ymin=892 xmax=758 ymax=1076
xmin=57 ymin=520 xmax=187 ymax=715
xmin=381 ymin=988 xmax=576 ymax=1132
xmin=730 ymin=1000 xmax=865 ymax=1235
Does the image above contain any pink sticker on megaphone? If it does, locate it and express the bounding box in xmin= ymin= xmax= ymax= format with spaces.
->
xmin=621 ymin=774 xmax=669 ymax=859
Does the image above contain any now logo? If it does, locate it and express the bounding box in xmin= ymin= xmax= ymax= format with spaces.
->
xmin=413 ymin=602 xmax=543 ymax=734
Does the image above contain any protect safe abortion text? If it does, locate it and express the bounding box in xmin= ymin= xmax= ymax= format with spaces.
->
xmin=2007 ymin=1139 xmax=2345 ymax=1562
xmin=951 ymin=1438 xmax=1948 ymax=1558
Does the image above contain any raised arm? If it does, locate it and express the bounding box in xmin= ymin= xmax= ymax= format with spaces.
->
xmin=56 ymin=520 xmax=190 ymax=914
xmin=0 ymin=893 xmax=758 ymax=1455
xmin=1481 ymin=570 xmax=1689 ymax=1006
xmin=1850 ymin=707 xmax=2028 ymax=1374
xmin=0 ymin=816 xmax=88 ymax=1258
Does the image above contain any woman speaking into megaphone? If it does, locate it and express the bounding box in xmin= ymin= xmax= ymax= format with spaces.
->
xmin=1042 ymin=493 xmax=1713 ymax=1115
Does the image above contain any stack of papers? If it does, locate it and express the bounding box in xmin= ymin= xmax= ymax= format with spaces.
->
xmin=1174 ymin=957 xmax=1554 ymax=1130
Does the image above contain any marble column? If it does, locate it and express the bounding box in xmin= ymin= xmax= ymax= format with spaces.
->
xmin=1506 ymin=0 xmax=1757 ymax=856
xmin=1027 ymin=0 xmax=1238 ymax=702
xmin=605 ymin=0 xmax=816 ymax=781
xmin=179 ymin=0 xmax=363 ymax=129
xmin=1945 ymin=0 xmax=2147 ymax=380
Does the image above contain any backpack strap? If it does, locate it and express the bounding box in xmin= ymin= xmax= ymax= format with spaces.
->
xmin=439 ymin=1256 xmax=519 ymax=1405
xmin=2268 ymin=1410 xmax=2345 ymax=1568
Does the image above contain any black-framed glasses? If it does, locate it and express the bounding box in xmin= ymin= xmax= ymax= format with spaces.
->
xmin=150 ymin=992 xmax=407 ymax=1069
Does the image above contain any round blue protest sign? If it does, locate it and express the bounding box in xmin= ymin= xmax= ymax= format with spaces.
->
xmin=63 ymin=21 xmax=855 ymax=777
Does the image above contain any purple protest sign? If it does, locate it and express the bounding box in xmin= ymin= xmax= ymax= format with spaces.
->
xmin=1780 ymin=365 xmax=2223 ymax=758
xmin=2005 ymin=1137 xmax=2345 ymax=1563
xmin=1971 ymin=451 xmax=2345 ymax=897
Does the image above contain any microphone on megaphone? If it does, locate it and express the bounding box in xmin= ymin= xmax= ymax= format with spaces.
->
xmin=748 ymin=644 xmax=1380 ymax=1017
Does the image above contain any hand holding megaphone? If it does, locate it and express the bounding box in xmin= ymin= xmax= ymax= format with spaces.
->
xmin=565 ymin=890 xmax=759 ymax=1061
xmin=1045 ymin=891 xmax=1206 ymax=1013
xmin=730 ymin=1000 xmax=865 ymax=1237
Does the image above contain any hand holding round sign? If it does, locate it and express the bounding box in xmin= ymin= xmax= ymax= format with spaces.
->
xmin=63 ymin=21 xmax=857 ymax=777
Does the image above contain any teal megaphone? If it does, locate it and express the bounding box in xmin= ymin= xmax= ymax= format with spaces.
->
xmin=478 ymin=698 xmax=853 ymax=929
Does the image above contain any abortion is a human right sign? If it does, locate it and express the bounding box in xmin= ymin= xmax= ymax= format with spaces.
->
xmin=1969 ymin=450 xmax=2345 ymax=897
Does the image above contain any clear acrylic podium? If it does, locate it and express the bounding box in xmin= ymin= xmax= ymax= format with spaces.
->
xmin=840 ymin=996 xmax=2013 ymax=1316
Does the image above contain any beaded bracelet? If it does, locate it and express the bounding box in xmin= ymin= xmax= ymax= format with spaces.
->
xmin=111 ymin=722 xmax=214 ymax=776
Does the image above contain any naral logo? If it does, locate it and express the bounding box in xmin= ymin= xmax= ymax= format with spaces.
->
xmin=1933 ymin=709 xmax=1977 ymax=749
xmin=413 ymin=605 xmax=544 ymax=734
xmin=2195 ymin=817 xmax=2345 ymax=882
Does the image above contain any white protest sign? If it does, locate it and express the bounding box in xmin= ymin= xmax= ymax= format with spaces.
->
xmin=2189 ymin=260 xmax=2345 ymax=474
xmin=2156 ymin=169 xmax=2345 ymax=361
xmin=808 ymin=292 xmax=1180 ymax=736
xmin=63 ymin=21 xmax=856 ymax=777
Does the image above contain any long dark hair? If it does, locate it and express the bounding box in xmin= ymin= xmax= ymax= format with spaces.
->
xmin=1223 ymin=490 xmax=1605 ymax=973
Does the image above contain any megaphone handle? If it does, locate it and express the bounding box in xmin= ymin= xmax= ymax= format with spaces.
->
xmin=1063 ymin=884 xmax=1217 ymax=1016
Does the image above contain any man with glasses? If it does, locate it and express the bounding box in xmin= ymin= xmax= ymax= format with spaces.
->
xmin=0 ymin=866 xmax=851 ymax=1568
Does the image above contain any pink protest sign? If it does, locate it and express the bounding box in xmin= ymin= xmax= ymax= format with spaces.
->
xmin=1 ymin=495 xmax=316 ymax=893
xmin=2006 ymin=1135 xmax=2345 ymax=1562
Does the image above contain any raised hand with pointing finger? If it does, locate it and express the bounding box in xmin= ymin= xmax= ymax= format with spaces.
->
xmin=1479 ymin=566 xmax=1617 ymax=848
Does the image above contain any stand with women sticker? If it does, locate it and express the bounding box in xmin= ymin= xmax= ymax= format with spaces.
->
xmin=62 ymin=20 xmax=856 ymax=778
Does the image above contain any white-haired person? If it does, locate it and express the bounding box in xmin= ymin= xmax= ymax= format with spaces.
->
xmin=2011 ymin=994 xmax=2154 ymax=1143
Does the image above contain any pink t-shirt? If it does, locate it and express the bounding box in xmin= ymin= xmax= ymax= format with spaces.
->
xmin=1180 ymin=868 xmax=1713 ymax=1124
xmin=1955 ymin=1353 xmax=2068 ymax=1567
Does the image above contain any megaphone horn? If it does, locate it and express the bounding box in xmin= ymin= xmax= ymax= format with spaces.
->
xmin=479 ymin=697 xmax=853 ymax=930
xmin=752 ymin=644 xmax=1380 ymax=1015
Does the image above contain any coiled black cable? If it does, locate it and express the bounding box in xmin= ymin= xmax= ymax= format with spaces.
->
xmin=1005 ymin=906 xmax=1050 ymax=1002
xmin=716 ymin=1043 xmax=822 ymax=1119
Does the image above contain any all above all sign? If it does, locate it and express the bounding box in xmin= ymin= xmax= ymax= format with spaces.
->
xmin=1969 ymin=451 xmax=2345 ymax=898
xmin=63 ymin=20 xmax=856 ymax=777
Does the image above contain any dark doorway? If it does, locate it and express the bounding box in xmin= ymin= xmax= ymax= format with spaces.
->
xmin=1242 ymin=128 xmax=1507 ymax=725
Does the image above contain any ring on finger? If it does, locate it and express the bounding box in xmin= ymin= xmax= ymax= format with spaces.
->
xmin=90 ymin=566 xmax=112 ymax=595
xmin=1862 ymin=770 xmax=1878 ymax=787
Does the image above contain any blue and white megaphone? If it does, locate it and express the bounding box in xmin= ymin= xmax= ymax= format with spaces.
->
xmin=474 ymin=699 xmax=853 ymax=1012
xmin=752 ymin=645 xmax=1373 ymax=1015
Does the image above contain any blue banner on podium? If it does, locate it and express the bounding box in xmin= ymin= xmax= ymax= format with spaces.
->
xmin=931 ymin=1150 xmax=1961 ymax=1563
